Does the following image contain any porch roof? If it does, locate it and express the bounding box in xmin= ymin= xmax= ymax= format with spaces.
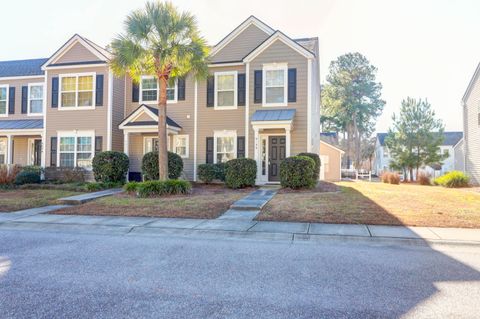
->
xmin=251 ymin=109 xmax=296 ymax=122
xmin=0 ymin=119 xmax=43 ymax=130
xmin=119 ymin=104 xmax=182 ymax=130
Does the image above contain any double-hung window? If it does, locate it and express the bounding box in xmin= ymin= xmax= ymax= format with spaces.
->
xmin=214 ymin=130 xmax=236 ymax=163
xmin=263 ymin=63 xmax=288 ymax=106
xmin=144 ymin=137 xmax=171 ymax=153
xmin=58 ymin=132 xmax=94 ymax=168
xmin=28 ymin=83 xmax=44 ymax=115
xmin=174 ymin=135 xmax=189 ymax=158
xmin=0 ymin=85 xmax=8 ymax=116
xmin=140 ymin=76 xmax=177 ymax=103
xmin=214 ymin=71 xmax=237 ymax=109
xmin=60 ymin=73 xmax=95 ymax=108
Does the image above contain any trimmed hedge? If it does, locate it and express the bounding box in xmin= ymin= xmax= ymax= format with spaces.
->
xmin=298 ymin=152 xmax=321 ymax=181
xmin=434 ymin=171 xmax=469 ymax=188
xmin=142 ymin=151 xmax=183 ymax=180
xmin=280 ymin=156 xmax=316 ymax=189
xmin=136 ymin=180 xmax=192 ymax=197
xmin=124 ymin=181 xmax=140 ymax=193
xmin=15 ymin=171 xmax=41 ymax=185
xmin=84 ymin=181 xmax=123 ymax=192
xmin=92 ymin=151 xmax=129 ymax=183
xmin=197 ymin=163 xmax=226 ymax=183
xmin=225 ymin=158 xmax=257 ymax=189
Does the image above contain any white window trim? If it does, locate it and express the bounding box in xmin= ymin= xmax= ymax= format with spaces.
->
xmin=58 ymin=72 xmax=96 ymax=110
xmin=214 ymin=71 xmax=237 ymax=110
xmin=262 ymin=63 xmax=288 ymax=107
xmin=213 ymin=130 xmax=237 ymax=164
xmin=174 ymin=135 xmax=189 ymax=159
xmin=0 ymin=84 xmax=9 ymax=117
xmin=27 ymin=82 xmax=45 ymax=116
xmin=139 ymin=75 xmax=178 ymax=104
xmin=57 ymin=130 xmax=95 ymax=170
xmin=143 ymin=136 xmax=172 ymax=154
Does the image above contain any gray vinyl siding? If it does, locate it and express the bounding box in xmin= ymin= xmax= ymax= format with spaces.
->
xmin=464 ymin=75 xmax=480 ymax=184
xmin=210 ymin=24 xmax=270 ymax=63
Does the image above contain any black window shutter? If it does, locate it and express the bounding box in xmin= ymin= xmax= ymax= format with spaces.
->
xmin=8 ymin=87 xmax=15 ymax=114
xmin=237 ymin=136 xmax=245 ymax=158
xmin=95 ymin=74 xmax=104 ymax=106
xmin=254 ymin=70 xmax=262 ymax=103
xmin=95 ymin=136 xmax=103 ymax=155
xmin=132 ymin=82 xmax=139 ymax=102
xmin=50 ymin=137 xmax=57 ymax=167
xmin=21 ymin=86 xmax=28 ymax=114
xmin=237 ymin=73 xmax=246 ymax=106
xmin=177 ymin=77 xmax=186 ymax=101
xmin=206 ymin=76 xmax=214 ymax=107
xmin=288 ymin=68 xmax=297 ymax=102
xmin=51 ymin=77 xmax=59 ymax=108
xmin=206 ymin=137 xmax=214 ymax=163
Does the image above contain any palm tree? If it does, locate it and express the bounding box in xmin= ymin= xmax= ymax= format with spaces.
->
xmin=110 ymin=1 xmax=209 ymax=180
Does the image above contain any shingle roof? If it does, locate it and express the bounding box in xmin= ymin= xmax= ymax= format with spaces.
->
xmin=251 ymin=109 xmax=296 ymax=122
xmin=0 ymin=119 xmax=43 ymax=130
xmin=141 ymin=105 xmax=182 ymax=128
xmin=377 ymin=131 xmax=463 ymax=146
xmin=0 ymin=58 xmax=48 ymax=78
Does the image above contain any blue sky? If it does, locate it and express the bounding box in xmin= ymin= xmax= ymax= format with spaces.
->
xmin=2 ymin=0 xmax=479 ymax=132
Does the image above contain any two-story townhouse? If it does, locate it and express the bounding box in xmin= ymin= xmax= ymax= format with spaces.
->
xmin=373 ymin=131 xmax=463 ymax=177
xmin=0 ymin=16 xmax=320 ymax=185
xmin=119 ymin=16 xmax=321 ymax=183
xmin=462 ymin=62 xmax=480 ymax=185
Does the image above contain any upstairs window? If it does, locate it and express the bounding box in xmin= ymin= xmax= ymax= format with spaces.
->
xmin=214 ymin=71 xmax=237 ymax=109
xmin=140 ymin=76 xmax=177 ymax=103
xmin=60 ymin=73 xmax=95 ymax=108
xmin=263 ymin=63 xmax=288 ymax=106
xmin=28 ymin=83 xmax=44 ymax=115
xmin=0 ymin=85 xmax=7 ymax=116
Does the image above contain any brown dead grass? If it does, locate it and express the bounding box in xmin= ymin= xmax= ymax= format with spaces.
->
xmin=0 ymin=189 xmax=81 ymax=212
xmin=258 ymin=181 xmax=480 ymax=228
xmin=54 ymin=184 xmax=252 ymax=219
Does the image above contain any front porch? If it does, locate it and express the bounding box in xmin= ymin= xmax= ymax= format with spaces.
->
xmin=0 ymin=119 xmax=44 ymax=167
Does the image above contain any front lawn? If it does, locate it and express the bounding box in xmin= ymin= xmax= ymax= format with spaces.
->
xmin=258 ymin=181 xmax=480 ymax=228
xmin=0 ymin=189 xmax=82 ymax=212
xmin=54 ymin=184 xmax=251 ymax=219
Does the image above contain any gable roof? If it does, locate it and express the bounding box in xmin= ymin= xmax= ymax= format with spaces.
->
xmin=209 ymin=16 xmax=275 ymax=58
xmin=243 ymin=31 xmax=315 ymax=62
xmin=42 ymin=34 xmax=111 ymax=69
xmin=377 ymin=131 xmax=463 ymax=146
xmin=119 ymin=104 xmax=182 ymax=130
xmin=0 ymin=58 xmax=48 ymax=78
xmin=462 ymin=61 xmax=480 ymax=103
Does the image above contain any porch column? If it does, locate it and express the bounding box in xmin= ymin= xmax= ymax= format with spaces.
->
xmin=253 ymin=128 xmax=260 ymax=182
xmin=286 ymin=128 xmax=291 ymax=157
xmin=124 ymin=132 xmax=130 ymax=156
xmin=40 ymin=133 xmax=46 ymax=168
xmin=6 ymin=135 xmax=12 ymax=165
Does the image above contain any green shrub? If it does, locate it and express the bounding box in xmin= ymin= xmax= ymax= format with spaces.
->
xmin=214 ymin=163 xmax=226 ymax=182
xmin=197 ymin=163 xmax=226 ymax=183
xmin=280 ymin=156 xmax=316 ymax=189
xmin=142 ymin=151 xmax=183 ymax=180
xmin=298 ymin=152 xmax=321 ymax=181
xmin=15 ymin=171 xmax=41 ymax=185
xmin=21 ymin=165 xmax=44 ymax=175
xmin=434 ymin=171 xmax=470 ymax=188
xmin=92 ymin=151 xmax=129 ymax=183
xmin=124 ymin=181 xmax=139 ymax=193
xmin=225 ymin=158 xmax=257 ymax=189
xmin=84 ymin=181 xmax=123 ymax=192
xmin=136 ymin=180 xmax=191 ymax=197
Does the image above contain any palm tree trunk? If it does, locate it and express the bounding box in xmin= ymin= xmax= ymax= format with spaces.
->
xmin=157 ymin=75 xmax=169 ymax=180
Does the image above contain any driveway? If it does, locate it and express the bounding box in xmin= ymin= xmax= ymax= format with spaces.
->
xmin=1 ymin=229 xmax=480 ymax=318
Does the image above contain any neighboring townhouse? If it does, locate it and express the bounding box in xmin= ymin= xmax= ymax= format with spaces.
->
xmin=373 ymin=131 xmax=463 ymax=177
xmin=0 ymin=16 xmax=321 ymax=185
xmin=462 ymin=62 xmax=480 ymax=185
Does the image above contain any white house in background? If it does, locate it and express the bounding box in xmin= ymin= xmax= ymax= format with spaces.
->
xmin=373 ymin=131 xmax=464 ymax=177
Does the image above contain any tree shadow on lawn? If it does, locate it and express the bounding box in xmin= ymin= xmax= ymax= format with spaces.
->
xmin=263 ymin=181 xmax=480 ymax=317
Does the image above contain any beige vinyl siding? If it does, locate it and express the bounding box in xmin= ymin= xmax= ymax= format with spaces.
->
xmin=197 ymin=65 xmax=246 ymax=166
xmin=210 ymin=24 xmax=270 ymax=63
xmin=55 ymin=42 xmax=102 ymax=64
xmin=111 ymin=75 xmax=125 ymax=152
xmin=320 ymin=141 xmax=342 ymax=181
xmin=465 ymin=74 xmax=480 ymax=184
xmin=124 ymin=74 xmax=196 ymax=180
xmin=0 ymin=77 xmax=44 ymax=120
xmin=248 ymin=40 xmax=309 ymax=157
xmin=45 ymin=66 xmax=109 ymax=166
xmin=12 ymin=136 xmax=29 ymax=166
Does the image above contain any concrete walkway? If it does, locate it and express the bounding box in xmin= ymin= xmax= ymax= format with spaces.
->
xmin=1 ymin=211 xmax=479 ymax=245
xmin=58 ymin=188 xmax=123 ymax=205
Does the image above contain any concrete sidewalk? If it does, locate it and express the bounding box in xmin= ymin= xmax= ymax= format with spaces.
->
xmin=0 ymin=210 xmax=479 ymax=245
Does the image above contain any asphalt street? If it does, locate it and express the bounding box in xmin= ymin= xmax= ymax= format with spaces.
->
xmin=1 ymin=229 xmax=480 ymax=318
